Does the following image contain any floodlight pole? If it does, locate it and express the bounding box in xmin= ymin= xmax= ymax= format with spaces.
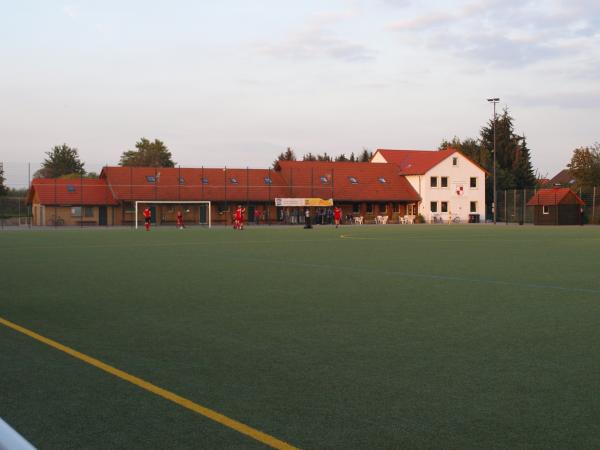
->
xmin=487 ymin=97 xmax=500 ymax=224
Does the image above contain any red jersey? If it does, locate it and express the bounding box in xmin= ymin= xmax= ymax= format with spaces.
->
xmin=334 ymin=208 xmax=341 ymax=220
xmin=143 ymin=208 xmax=151 ymax=219
xmin=235 ymin=208 xmax=245 ymax=221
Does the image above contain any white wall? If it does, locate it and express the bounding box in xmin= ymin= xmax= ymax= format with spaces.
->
xmin=418 ymin=153 xmax=486 ymax=223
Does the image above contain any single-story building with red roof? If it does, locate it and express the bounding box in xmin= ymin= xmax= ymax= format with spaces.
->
xmin=526 ymin=188 xmax=585 ymax=225
xmin=26 ymin=178 xmax=119 ymax=226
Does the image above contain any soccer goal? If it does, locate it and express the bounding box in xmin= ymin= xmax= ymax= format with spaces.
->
xmin=134 ymin=201 xmax=211 ymax=229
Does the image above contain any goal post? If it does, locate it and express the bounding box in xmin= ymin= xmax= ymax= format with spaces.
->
xmin=134 ymin=201 xmax=211 ymax=229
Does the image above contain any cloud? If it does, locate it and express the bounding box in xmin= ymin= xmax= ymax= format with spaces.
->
xmin=62 ymin=4 xmax=78 ymax=19
xmin=387 ymin=0 xmax=600 ymax=68
xmin=258 ymin=23 xmax=376 ymax=63
xmin=514 ymin=91 xmax=600 ymax=109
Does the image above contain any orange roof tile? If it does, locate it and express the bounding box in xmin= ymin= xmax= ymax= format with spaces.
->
xmin=27 ymin=178 xmax=118 ymax=205
xmin=373 ymin=148 xmax=488 ymax=175
xmin=526 ymin=188 xmax=585 ymax=206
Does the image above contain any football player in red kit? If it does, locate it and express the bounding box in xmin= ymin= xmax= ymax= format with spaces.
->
xmin=235 ymin=205 xmax=246 ymax=230
xmin=176 ymin=210 xmax=184 ymax=229
xmin=143 ymin=207 xmax=151 ymax=231
xmin=334 ymin=206 xmax=341 ymax=228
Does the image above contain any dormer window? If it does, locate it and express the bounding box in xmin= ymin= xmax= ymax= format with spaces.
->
xmin=264 ymin=177 xmax=272 ymax=185
xmin=201 ymin=178 xmax=209 ymax=185
xmin=67 ymin=185 xmax=76 ymax=192
xmin=348 ymin=176 xmax=358 ymax=184
xmin=146 ymin=176 xmax=156 ymax=183
xmin=320 ymin=176 xmax=329 ymax=184
xmin=230 ymin=177 xmax=238 ymax=184
xmin=378 ymin=177 xmax=387 ymax=184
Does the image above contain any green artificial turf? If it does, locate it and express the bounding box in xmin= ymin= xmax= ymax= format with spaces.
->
xmin=1 ymin=225 xmax=600 ymax=449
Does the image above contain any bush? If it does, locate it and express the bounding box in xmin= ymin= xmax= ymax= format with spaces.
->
xmin=414 ymin=214 xmax=426 ymax=224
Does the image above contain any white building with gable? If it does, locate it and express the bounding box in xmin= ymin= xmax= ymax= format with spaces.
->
xmin=371 ymin=148 xmax=488 ymax=223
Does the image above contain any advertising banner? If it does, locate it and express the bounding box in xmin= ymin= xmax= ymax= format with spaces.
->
xmin=275 ymin=198 xmax=334 ymax=207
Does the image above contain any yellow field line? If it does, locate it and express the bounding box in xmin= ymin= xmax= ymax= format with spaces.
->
xmin=0 ymin=316 xmax=299 ymax=450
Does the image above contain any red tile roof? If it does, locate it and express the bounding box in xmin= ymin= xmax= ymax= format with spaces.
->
xmin=100 ymin=167 xmax=289 ymax=202
xmin=526 ymin=188 xmax=585 ymax=206
xmin=373 ymin=148 xmax=488 ymax=175
xmin=27 ymin=178 xmax=118 ymax=205
xmin=276 ymin=161 xmax=421 ymax=201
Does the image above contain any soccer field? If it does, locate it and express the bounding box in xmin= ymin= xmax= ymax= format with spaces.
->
xmin=1 ymin=225 xmax=600 ymax=449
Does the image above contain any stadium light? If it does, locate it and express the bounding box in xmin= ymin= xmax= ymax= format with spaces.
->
xmin=487 ymin=97 xmax=500 ymax=224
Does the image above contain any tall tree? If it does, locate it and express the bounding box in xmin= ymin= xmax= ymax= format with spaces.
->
xmin=317 ymin=152 xmax=332 ymax=161
xmin=272 ymin=147 xmax=297 ymax=169
xmin=120 ymin=138 xmax=175 ymax=167
xmin=512 ymin=135 xmax=536 ymax=189
xmin=567 ymin=143 xmax=600 ymax=188
xmin=35 ymin=144 xmax=86 ymax=178
xmin=303 ymin=153 xmax=317 ymax=161
xmin=359 ymin=148 xmax=372 ymax=162
xmin=348 ymin=152 xmax=356 ymax=162
xmin=0 ymin=163 xmax=7 ymax=196
xmin=335 ymin=154 xmax=348 ymax=162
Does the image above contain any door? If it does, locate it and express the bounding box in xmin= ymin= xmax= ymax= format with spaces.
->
xmin=149 ymin=206 xmax=157 ymax=223
xmin=247 ymin=205 xmax=255 ymax=223
xmin=199 ymin=204 xmax=207 ymax=224
xmin=99 ymin=206 xmax=108 ymax=226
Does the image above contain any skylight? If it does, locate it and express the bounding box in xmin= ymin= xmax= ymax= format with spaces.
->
xmin=146 ymin=176 xmax=156 ymax=183
xmin=179 ymin=177 xmax=185 ymax=185
xmin=348 ymin=177 xmax=358 ymax=184
xmin=264 ymin=177 xmax=273 ymax=185
xmin=230 ymin=177 xmax=238 ymax=184
xmin=201 ymin=178 xmax=209 ymax=185
xmin=378 ymin=177 xmax=387 ymax=184
xmin=320 ymin=176 xmax=329 ymax=184
xmin=66 ymin=185 xmax=76 ymax=192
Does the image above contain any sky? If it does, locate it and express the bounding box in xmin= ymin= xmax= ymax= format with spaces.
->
xmin=1 ymin=0 xmax=599 ymax=187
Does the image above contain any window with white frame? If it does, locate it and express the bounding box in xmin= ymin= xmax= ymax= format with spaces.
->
xmin=441 ymin=177 xmax=448 ymax=188
xmin=441 ymin=201 xmax=448 ymax=213
xmin=71 ymin=206 xmax=94 ymax=217
xmin=430 ymin=201 xmax=438 ymax=212
xmin=452 ymin=157 xmax=458 ymax=166
xmin=470 ymin=201 xmax=477 ymax=213
xmin=543 ymin=205 xmax=550 ymax=215
xmin=430 ymin=176 xmax=438 ymax=188
xmin=470 ymin=177 xmax=477 ymax=188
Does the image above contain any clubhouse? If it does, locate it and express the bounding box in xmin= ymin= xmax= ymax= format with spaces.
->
xmin=27 ymin=149 xmax=488 ymax=226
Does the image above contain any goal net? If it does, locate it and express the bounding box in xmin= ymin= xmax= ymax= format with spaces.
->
xmin=134 ymin=201 xmax=211 ymax=229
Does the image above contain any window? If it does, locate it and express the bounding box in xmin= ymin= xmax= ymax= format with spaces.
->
xmin=217 ymin=202 xmax=228 ymax=213
xmin=263 ymin=177 xmax=272 ymax=185
xmin=430 ymin=176 xmax=438 ymax=188
xmin=543 ymin=205 xmax=550 ymax=215
xmin=320 ymin=176 xmax=329 ymax=184
xmin=430 ymin=201 xmax=438 ymax=213
xmin=230 ymin=177 xmax=238 ymax=184
xmin=470 ymin=177 xmax=477 ymax=188
xmin=378 ymin=177 xmax=387 ymax=184
xmin=146 ymin=175 xmax=156 ymax=183
xmin=379 ymin=203 xmax=387 ymax=213
xmin=366 ymin=203 xmax=373 ymax=213
xmin=352 ymin=203 xmax=360 ymax=214
xmin=201 ymin=177 xmax=209 ymax=185
xmin=179 ymin=177 xmax=185 ymax=185
xmin=348 ymin=176 xmax=358 ymax=184
xmin=441 ymin=201 xmax=448 ymax=213
xmin=470 ymin=201 xmax=477 ymax=213
xmin=67 ymin=185 xmax=76 ymax=192
xmin=441 ymin=177 xmax=448 ymax=188
xmin=452 ymin=157 xmax=458 ymax=166
xmin=393 ymin=203 xmax=400 ymax=213
xmin=70 ymin=207 xmax=93 ymax=217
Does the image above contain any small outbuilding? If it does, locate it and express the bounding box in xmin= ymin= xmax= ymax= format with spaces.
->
xmin=527 ymin=188 xmax=585 ymax=225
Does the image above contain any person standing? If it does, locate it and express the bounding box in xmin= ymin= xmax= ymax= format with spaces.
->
xmin=304 ymin=208 xmax=312 ymax=229
xmin=334 ymin=206 xmax=341 ymax=228
xmin=176 ymin=210 xmax=185 ymax=229
xmin=254 ymin=209 xmax=261 ymax=225
xmin=143 ymin=207 xmax=151 ymax=231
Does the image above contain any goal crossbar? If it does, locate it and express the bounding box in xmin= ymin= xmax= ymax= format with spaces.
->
xmin=134 ymin=201 xmax=211 ymax=229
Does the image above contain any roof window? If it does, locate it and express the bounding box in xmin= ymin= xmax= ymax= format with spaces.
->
xmin=230 ymin=177 xmax=239 ymax=184
xmin=348 ymin=177 xmax=358 ymax=184
xmin=66 ymin=185 xmax=76 ymax=192
xmin=201 ymin=178 xmax=209 ymax=185
xmin=320 ymin=176 xmax=329 ymax=184
xmin=378 ymin=177 xmax=387 ymax=184
xmin=264 ymin=177 xmax=273 ymax=185
xmin=146 ymin=176 xmax=156 ymax=183
xmin=179 ymin=177 xmax=185 ymax=185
